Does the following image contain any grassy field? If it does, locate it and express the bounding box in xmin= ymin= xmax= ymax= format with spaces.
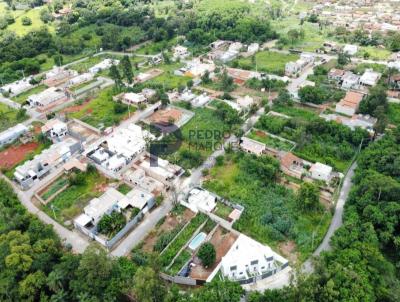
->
xmin=41 ymin=177 xmax=68 ymax=201
xmin=69 ymin=87 xmax=133 ymax=129
xmin=164 ymin=107 xmax=230 ymax=169
xmin=387 ymin=103 xmax=400 ymax=125
xmin=248 ymin=129 xmax=295 ymax=151
xmin=2 ymin=5 xmax=56 ymax=36
xmin=214 ymin=202 xmax=233 ymax=220
xmin=204 ymin=155 xmax=332 ymax=262
xmin=272 ymin=104 xmax=319 ymax=121
xmin=0 ymin=102 xmax=28 ymax=132
xmin=233 ymin=51 xmax=299 ymax=75
xmin=146 ymin=62 xmax=191 ymax=89
xmin=42 ymin=170 xmax=108 ymax=226
xmin=358 ymin=46 xmax=392 ymax=61
xmin=12 ymin=84 xmax=47 ymax=104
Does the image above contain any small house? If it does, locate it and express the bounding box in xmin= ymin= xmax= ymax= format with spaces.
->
xmin=335 ymin=91 xmax=364 ymax=116
xmin=310 ymin=162 xmax=333 ymax=182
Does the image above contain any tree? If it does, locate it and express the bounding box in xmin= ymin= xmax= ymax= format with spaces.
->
xmin=109 ymin=65 xmax=123 ymax=89
xmin=297 ymin=182 xmax=320 ymax=211
xmin=198 ymin=242 xmax=216 ymax=268
xmin=298 ymin=85 xmax=328 ymax=104
xmin=133 ymin=267 xmax=166 ymax=302
xmin=220 ymin=70 xmax=234 ymax=92
xmin=121 ymin=55 xmax=133 ymax=84
xmin=275 ymin=89 xmax=293 ymax=106
xmin=53 ymin=53 xmax=63 ymax=66
xmin=359 ymin=85 xmax=387 ymax=116
xmin=337 ymin=51 xmax=351 ymax=66
xmin=192 ymin=279 xmax=244 ymax=302
xmin=21 ymin=17 xmax=32 ymax=26
xmin=201 ymin=70 xmax=211 ymax=84
xmin=16 ymin=108 xmax=27 ymax=120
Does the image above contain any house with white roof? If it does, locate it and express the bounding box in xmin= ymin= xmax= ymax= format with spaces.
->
xmin=343 ymin=44 xmax=358 ymax=56
xmin=124 ymin=168 xmax=164 ymax=194
xmin=219 ymin=234 xmax=288 ymax=283
xmin=359 ymin=69 xmax=382 ymax=87
xmin=28 ymin=87 xmax=68 ymax=110
xmin=67 ymin=73 xmax=94 ymax=87
xmin=236 ymin=95 xmax=255 ymax=109
xmin=184 ymin=59 xmax=216 ymax=78
xmin=310 ymin=162 xmax=333 ymax=182
xmin=341 ymin=71 xmax=360 ymax=90
xmin=192 ymin=93 xmax=211 ymax=107
xmin=41 ymin=119 xmax=68 ymax=140
xmin=247 ymin=43 xmax=260 ymax=55
xmin=89 ymin=59 xmax=120 ymax=74
xmin=0 ymin=124 xmax=29 ymax=147
xmin=14 ymin=137 xmax=81 ymax=189
xmin=285 ymin=54 xmax=315 ymax=77
xmin=121 ymin=93 xmax=147 ymax=105
xmin=183 ymin=187 xmax=217 ymax=213
xmin=240 ymin=137 xmax=266 ymax=156
xmin=117 ymin=187 xmax=155 ymax=213
xmin=44 ymin=67 xmax=77 ymax=87
xmin=0 ymin=78 xmax=33 ymax=97
xmin=74 ymin=188 xmax=124 ymax=228
xmin=173 ymin=45 xmax=190 ymax=60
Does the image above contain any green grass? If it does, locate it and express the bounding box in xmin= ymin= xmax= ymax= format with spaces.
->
xmin=5 ymin=6 xmax=56 ymax=36
xmin=160 ymin=214 xmax=207 ymax=267
xmin=233 ymin=51 xmax=299 ymax=75
xmin=41 ymin=177 xmax=69 ymax=201
xmin=247 ymin=129 xmax=295 ymax=151
xmin=0 ymin=102 xmax=28 ymax=132
xmin=167 ymin=250 xmax=191 ymax=275
xmin=204 ymin=156 xmax=332 ymax=262
xmin=358 ymin=46 xmax=392 ymax=61
xmin=69 ymin=79 xmax=98 ymax=92
xmin=387 ymin=103 xmax=400 ymax=125
xmin=117 ymin=183 xmax=132 ymax=195
xmin=12 ymin=84 xmax=47 ymax=104
xmin=352 ymin=63 xmax=387 ymax=75
xmin=69 ymin=87 xmax=134 ymax=129
xmin=136 ymin=37 xmax=178 ymax=55
xmin=271 ymin=104 xmax=319 ymax=122
xmin=146 ymin=62 xmax=191 ymax=89
xmin=164 ymin=107 xmax=230 ymax=169
xmin=42 ymin=170 xmax=108 ymax=226
xmin=214 ymin=202 xmax=233 ymax=220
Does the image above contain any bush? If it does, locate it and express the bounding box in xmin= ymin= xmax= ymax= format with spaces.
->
xmin=198 ymin=242 xmax=216 ymax=268
xmin=97 ymin=211 xmax=126 ymax=236
xmin=21 ymin=16 xmax=32 ymax=26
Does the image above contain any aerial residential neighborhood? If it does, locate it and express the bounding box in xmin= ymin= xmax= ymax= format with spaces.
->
xmin=0 ymin=0 xmax=399 ymax=301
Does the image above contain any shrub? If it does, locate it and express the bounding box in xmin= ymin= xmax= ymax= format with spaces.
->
xmin=21 ymin=16 xmax=32 ymax=26
xmin=198 ymin=242 xmax=216 ymax=268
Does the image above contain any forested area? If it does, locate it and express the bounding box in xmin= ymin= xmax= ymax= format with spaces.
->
xmin=248 ymin=129 xmax=400 ymax=302
xmin=0 ymin=179 xmax=245 ymax=301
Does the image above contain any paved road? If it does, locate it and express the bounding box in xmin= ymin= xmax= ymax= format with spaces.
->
xmin=302 ymin=161 xmax=357 ymax=273
xmin=0 ymin=172 xmax=89 ymax=253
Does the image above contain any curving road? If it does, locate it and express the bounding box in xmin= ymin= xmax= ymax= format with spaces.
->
xmin=302 ymin=161 xmax=357 ymax=273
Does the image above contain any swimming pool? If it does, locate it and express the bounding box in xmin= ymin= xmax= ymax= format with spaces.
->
xmin=188 ymin=232 xmax=206 ymax=250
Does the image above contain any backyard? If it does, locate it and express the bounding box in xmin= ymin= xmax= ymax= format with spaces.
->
xmin=387 ymin=103 xmax=400 ymax=125
xmin=42 ymin=169 xmax=109 ymax=227
xmin=232 ymin=51 xmax=299 ymax=75
xmin=12 ymin=84 xmax=47 ymax=104
xmin=203 ymin=153 xmax=332 ymax=262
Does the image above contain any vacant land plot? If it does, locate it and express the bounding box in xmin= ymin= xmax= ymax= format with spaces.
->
xmin=40 ymin=177 xmax=69 ymax=202
xmin=248 ymin=129 xmax=295 ymax=151
xmin=12 ymin=84 xmax=47 ymax=104
xmin=204 ymin=153 xmax=332 ymax=262
xmin=68 ymin=87 xmax=132 ymax=129
xmin=0 ymin=142 xmax=39 ymax=170
xmin=233 ymin=51 xmax=299 ymax=75
xmin=0 ymin=102 xmax=28 ymax=132
xmin=42 ymin=170 xmax=109 ymax=226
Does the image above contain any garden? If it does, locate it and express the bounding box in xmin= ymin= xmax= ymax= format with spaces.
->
xmin=42 ymin=168 xmax=109 ymax=227
xmin=203 ymin=152 xmax=332 ymax=262
xmin=387 ymin=103 xmax=400 ymax=125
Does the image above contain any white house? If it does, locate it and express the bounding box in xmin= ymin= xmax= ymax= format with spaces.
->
xmin=41 ymin=119 xmax=68 ymax=139
xmin=343 ymin=44 xmax=358 ymax=56
xmin=247 ymin=43 xmax=260 ymax=55
xmin=117 ymin=187 xmax=155 ymax=213
xmin=0 ymin=124 xmax=29 ymax=147
xmin=236 ymin=95 xmax=255 ymax=109
xmin=341 ymin=71 xmax=360 ymax=90
xmin=192 ymin=93 xmax=211 ymax=107
xmin=184 ymin=188 xmax=217 ymax=213
xmin=0 ymin=78 xmax=33 ymax=97
xmin=74 ymin=188 xmax=124 ymax=228
xmin=173 ymin=45 xmax=189 ymax=60
xmin=67 ymin=73 xmax=94 ymax=87
xmin=310 ymin=162 xmax=333 ymax=182
xmin=240 ymin=137 xmax=266 ymax=156
xmin=359 ymin=69 xmax=382 ymax=87
xmin=220 ymin=234 xmax=288 ymax=282
xmin=285 ymin=54 xmax=314 ymax=77
xmin=89 ymin=59 xmax=120 ymax=74
xmin=28 ymin=87 xmax=67 ymax=109
xmin=44 ymin=67 xmax=77 ymax=87
xmin=121 ymin=93 xmax=147 ymax=105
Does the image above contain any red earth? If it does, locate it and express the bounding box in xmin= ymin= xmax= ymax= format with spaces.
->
xmin=0 ymin=142 xmax=39 ymax=169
